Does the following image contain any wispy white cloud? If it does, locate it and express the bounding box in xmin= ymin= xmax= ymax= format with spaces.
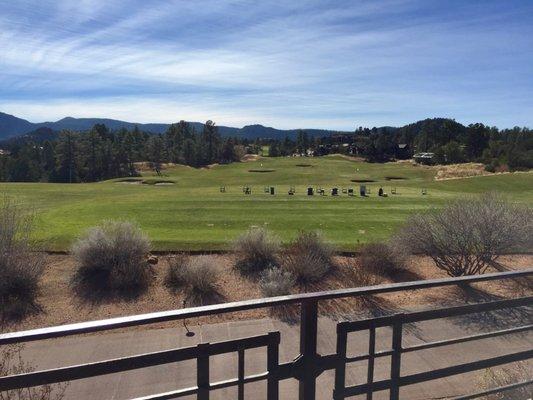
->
xmin=0 ymin=0 xmax=532 ymax=128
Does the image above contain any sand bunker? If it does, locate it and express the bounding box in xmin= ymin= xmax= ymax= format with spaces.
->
xmin=117 ymin=178 xmax=143 ymax=184
xmin=117 ymin=178 xmax=175 ymax=185
xmin=142 ymin=180 xmax=175 ymax=185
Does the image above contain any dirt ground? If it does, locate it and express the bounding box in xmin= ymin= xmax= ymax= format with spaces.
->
xmin=2 ymin=254 xmax=531 ymax=334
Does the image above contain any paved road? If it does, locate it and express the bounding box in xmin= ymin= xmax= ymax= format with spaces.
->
xmin=15 ymin=310 xmax=532 ymax=399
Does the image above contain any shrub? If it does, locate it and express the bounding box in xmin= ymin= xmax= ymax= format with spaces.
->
xmin=165 ymin=253 xmax=190 ymax=288
xmin=167 ymin=255 xmax=218 ymax=294
xmin=0 ymin=344 xmax=68 ymax=400
xmin=259 ymin=267 xmax=295 ymax=297
xmin=284 ymin=231 xmax=334 ymax=283
xmin=0 ymin=198 xmax=44 ymax=321
xmin=234 ymin=227 xmax=280 ymax=274
xmin=359 ymin=242 xmax=407 ymax=277
xmin=396 ymin=193 xmax=533 ymax=277
xmin=71 ymin=221 xmax=151 ymax=293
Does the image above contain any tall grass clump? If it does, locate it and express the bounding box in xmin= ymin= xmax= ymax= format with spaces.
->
xmin=259 ymin=267 xmax=295 ymax=297
xmin=0 ymin=197 xmax=44 ymax=321
xmin=165 ymin=253 xmax=190 ymax=288
xmin=284 ymin=231 xmax=335 ymax=283
xmin=166 ymin=255 xmax=218 ymax=293
xmin=166 ymin=255 xmax=219 ymax=305
xmin=234 ymin=227 xmax=280 ymax=274
xmin=71 ymin=221 xmax=151 ymax=296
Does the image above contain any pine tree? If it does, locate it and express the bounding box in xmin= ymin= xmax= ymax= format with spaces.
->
xmin=54 ymin=130 xmax=79 ymax=183
xmin=201 ymin=120 xmax=220 ymax=165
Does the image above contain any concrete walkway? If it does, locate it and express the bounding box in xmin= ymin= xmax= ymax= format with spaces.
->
xmin=16 ymin=311 xmax=533 ymax=400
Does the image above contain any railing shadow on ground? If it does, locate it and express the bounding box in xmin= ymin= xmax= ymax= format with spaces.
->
xmin=0 ymin=268 xmax=531 ymax=400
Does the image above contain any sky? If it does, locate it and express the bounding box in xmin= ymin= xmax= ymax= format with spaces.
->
xmin=0 ymin=0 xmax=532 ymax=130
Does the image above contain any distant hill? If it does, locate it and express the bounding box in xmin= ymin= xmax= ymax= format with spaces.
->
xmin=0 ymin=111 xmax=348 ymax=141
xmin=0 ymin=112 xmax=35 ymax=137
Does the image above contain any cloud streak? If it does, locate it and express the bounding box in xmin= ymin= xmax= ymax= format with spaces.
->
xmin=0 ymin=0 xmax=532 ymax=129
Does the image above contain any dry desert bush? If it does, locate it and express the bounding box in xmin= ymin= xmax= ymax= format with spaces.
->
xmin=71 ymin=221 xmax=151 ymax=296
xmin=397 ymin=193 xmax=532 ymax=276
xmin=0 ymin=197 xmax=44 ymax=321
xmin=284 ymin=231 xmax=335 ymax=283
xmin=258 ymin=267 xmax=295 ymax=297
xmin=167 ymin=255 xmax=218 ymax=293
xmin=166 ymin=255 xmax=220 ymax=304
xmin=233 ymin=227 xmax=280 ymax=274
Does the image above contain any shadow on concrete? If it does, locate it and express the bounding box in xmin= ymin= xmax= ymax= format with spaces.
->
xmin=448 ymin=285 xmax=532 ymax=332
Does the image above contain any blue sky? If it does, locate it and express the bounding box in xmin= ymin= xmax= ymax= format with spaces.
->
xmin=0 ymin=0 xmax=532 ymax=129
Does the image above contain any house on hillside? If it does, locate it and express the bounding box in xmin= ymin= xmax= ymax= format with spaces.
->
xmin=413 ymin=152 xmax=435 ymax=165
xmin=396 ymin=143 xmax=410 ymax=159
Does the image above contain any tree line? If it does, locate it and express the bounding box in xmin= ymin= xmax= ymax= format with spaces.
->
xmin=267 ymin=118 xmax=532 ymax=171
xmin=0 ymin=117 xmax=531 ymax=183
xmin=0 ymin=120 xmax=252 ymax=182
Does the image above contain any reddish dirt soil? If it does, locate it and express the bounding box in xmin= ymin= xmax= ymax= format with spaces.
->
xmin=2 ymin=254 xmax=531 ymax=334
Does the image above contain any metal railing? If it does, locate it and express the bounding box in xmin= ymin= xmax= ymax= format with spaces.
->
xmin=0 ymin=268 xmax=532 ymax=399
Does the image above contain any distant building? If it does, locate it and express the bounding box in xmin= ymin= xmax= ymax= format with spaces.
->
xmin=396 ymin=143 xmax=410 ymax=159
xmin=413 ymin=152 xmax=435 ymax=165
xmin=0 ymin=149 xmax=11 ymax=156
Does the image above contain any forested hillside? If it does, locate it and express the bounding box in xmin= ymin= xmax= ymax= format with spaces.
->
xmin=0 ymin=117 xmax=531 ymax=183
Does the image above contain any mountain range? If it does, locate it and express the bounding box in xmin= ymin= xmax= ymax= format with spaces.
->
xmin=0 ymin=112 xmax=349 ymax=141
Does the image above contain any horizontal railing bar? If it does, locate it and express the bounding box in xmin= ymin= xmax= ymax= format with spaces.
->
xmin=343 ymin=378 xmax=390 ymax=396
xmin=338 ymin=295 xmax=532 ymax=331
xmin=342 ymin=349 xmax=533 ymax=397
xmin=0 ymin=333 xmax=270 ymax=391
xmin=129 ymin=372 xmax=270 ymax=400
xmin=450 ymin=379 xmax=533 ymax=400
xmin=1 ymin=268 xmax=531 ymax=345
xmin=206 ymin=335 xmax=271 ymax=355
xmin=400 ymin=349 xmax=533 ymax=386
xmin=131 ymin=386 xmax=198 ymax=400
xmin=210 ymin=372 xmax=269 ymax=390
xmin=403 ymin=324 xmax=533 ymax=353
xmin=345 ymin=349 xmax=394 ymax=363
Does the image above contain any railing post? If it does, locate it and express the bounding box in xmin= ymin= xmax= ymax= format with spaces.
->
xmin=237 ymin=348 xmax=245 ymax=400
xmin=197 ymin=343 xmax=210 ymax=400
xmin=298 ymin=299 xmax=319 ymax=400
xmin=390 ymin=314 xmax=404 ymax=400
xmin=333 ymin=323 xmax=347 ymax=400
xmin=367 ymin=324 xmax=376 ymax=400
xmin=267 ymin=331 xmax=280 ymax=400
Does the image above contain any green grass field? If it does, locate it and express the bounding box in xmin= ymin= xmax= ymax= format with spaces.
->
xmin=1 ymin=155 xmax=531 ymax=251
